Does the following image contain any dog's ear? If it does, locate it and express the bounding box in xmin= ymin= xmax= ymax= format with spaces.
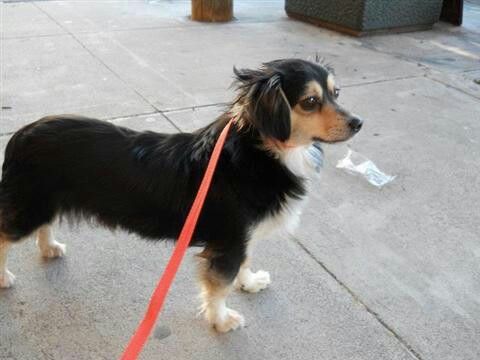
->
xmin=234 ymin=67 xmax=291 ymax=142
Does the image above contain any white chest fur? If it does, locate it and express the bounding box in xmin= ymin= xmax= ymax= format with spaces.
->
xmin=249 ymin=145 xmax=322 ymax=242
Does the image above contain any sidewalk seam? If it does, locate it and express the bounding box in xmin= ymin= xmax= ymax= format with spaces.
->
xmin=0 ymin=131 xmax=14 ymax=139
xmin=162 ymin=102 xmax=228 ymax=113
xmin=1 ymin=15 xmax=284 ymax=41
xmin=290 ymin=236 xmax=424 ymax=360
xmin=342 ymin=74 xmax=424 ymax=88
xmin=158 ymin=112 xmax=182 ymax=132
xmin=424 ymin=75 xmax=480 ymax=101
xmin=0 ymin=110 xmax=176 ymax=139
xmin=359 ymin=40 xmax=480 ymax=77
xmin=0 ymin=104 xmax=230 ymax=138
xmin=105 ymin=110 xmax=184 ymax=133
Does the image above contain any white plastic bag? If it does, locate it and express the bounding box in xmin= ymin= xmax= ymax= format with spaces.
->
xmin=306 ymin=142 xmax=324 ymax=173
xmin=336 ymin=149 xmax=395 ymax=188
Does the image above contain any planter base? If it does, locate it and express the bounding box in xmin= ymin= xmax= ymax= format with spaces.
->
xmin=286 ymin=10 xmax=434 ymax=36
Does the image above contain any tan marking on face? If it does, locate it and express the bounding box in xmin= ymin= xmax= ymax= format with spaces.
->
xmin=327 ymin=74 xmax=336 ymax=95
xmin=304 ymin=80 xmax=323 ymax=100
xmin=289 ymin=102 xmax=352 ymax=145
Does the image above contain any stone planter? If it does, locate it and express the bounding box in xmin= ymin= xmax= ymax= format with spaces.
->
xmin=285 ymin=0 xmax=444 ymax=36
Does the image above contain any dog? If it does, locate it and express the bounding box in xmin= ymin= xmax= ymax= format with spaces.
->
xmin=0 ymin=59 xmax=362 ymax=332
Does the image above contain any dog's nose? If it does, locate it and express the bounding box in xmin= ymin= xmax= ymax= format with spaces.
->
xmin=348 ymin=116 xmax=363 ymax=133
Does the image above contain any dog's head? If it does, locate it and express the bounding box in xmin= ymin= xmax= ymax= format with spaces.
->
xmin=233 ymin=59 xmax=363 ymax=146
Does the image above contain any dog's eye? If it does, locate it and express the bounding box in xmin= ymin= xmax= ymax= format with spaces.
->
xmin=334 ymin=88 xmax=340 ymax=98
xmin=333 ymin=87 xmax=340 ymax=99
xmin=299 ymin=96 xmax=320 ymax=112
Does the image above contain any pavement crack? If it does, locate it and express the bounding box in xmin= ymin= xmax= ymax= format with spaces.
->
xmin=0 ymin=131 xmax=14 ymax=139
xmin=102 ymin=110 xmax=160 ymax=122
xmin=32 ymin=3 xmax=159 ymax=109
xmin=105 ymin=110 xmax=182 ymax=132
xmin=93 ymin=110 xmax=182 ymax=133
xmin=162 ymin=102 xmax=229 ymax=113
xmin=0 ymin=17 xmax=285 ymax=40
xmin=290 ymin=235 xmax=424 ymax=360
xmin=424 ymin=75 xmax=480 ymax=101
xmin=0 ymin=111 xmax=183 ymax=138
xmin=31 ymin=2 xmax=195 ymax=133
xmin=1 ymin=32 xmax=69 ymax=41
xmin=342 ymin=74 xmax=425 ymax=88
xmin=358 ymin=40 xmax=432 ymax=71
xmin=158 ymin=112 xmax=182 ymax=132
xmin=462 ymin=68 xmax=480 ymax=73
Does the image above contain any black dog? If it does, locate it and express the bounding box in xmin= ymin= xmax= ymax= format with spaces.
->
xmin=0 ymin=59 xmax=362 ymax=332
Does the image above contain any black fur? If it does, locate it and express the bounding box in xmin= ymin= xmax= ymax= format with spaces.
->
xmin=0 ymin=113 xmax=304 ymax=280
xmin=233 ymin=68 xmax=291 ymax=141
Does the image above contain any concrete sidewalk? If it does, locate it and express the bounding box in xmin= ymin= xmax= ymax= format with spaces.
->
xmin=1 ymin=1 xmax=479 ymax=359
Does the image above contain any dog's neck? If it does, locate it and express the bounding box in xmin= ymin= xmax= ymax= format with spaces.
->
xmin=280 ymin=145 xmax=320 ymax=179
xmin=221 ymin=111 xmax=322 ymax=179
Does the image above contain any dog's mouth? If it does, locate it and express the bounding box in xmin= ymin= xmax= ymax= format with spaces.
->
xmin=312 ymin=125 xmax=361 ymax=144
xmin=312 ymin=135 xmax=353 ymax=144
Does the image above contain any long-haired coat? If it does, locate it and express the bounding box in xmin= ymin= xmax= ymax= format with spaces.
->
xmin=0 ymin=59 xmax=362 ymax=332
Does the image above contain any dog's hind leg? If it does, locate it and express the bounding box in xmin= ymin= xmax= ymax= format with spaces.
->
xmin=0 ymin=235 xmax=15 ymax=288
xmin=36 ymin=224 xmax=66 ymax=258
xmin=197 ymin=248 xmax=245 ymax=332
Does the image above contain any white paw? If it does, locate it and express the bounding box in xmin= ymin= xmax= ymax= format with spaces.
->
xmin=0 ymin=269 xmax=16 ymax=288
xmin=38 ymin=241 xmax=66 ymax=258
xmin=236 ymin=270 xmax=271 ymax=293
xmin=213 ymin=308 xmax=245 ymax=333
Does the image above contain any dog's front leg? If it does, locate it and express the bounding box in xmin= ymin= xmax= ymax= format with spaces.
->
xmin=235 ymin=259 xmax=271 ymax=293
xmin=234 ymin=238 xmax=271 ymax=293
xmin=197 ymin=248 xmax=245 ymax=332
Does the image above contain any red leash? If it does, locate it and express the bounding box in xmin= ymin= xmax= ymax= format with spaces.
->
xmin=120 ymin=119 xmax=234 ymax=360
